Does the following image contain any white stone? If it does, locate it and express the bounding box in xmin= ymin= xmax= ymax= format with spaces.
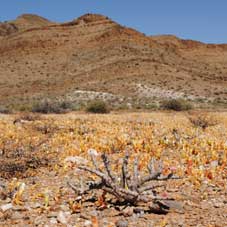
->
xmin=84 ymin=220 xmax=92 ymax=226
xmin=0 ymin=203 xmax=13 ymax=212
xmin=57 ymin=211 xmax=68 ymax=224
xmin=210 ymin=160 xmax=218 ymax=168
xmin=49 ymin=218 xmax=58 ymax=224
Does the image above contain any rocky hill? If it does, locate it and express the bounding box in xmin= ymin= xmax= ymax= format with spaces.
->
xmin=1 ymin=13 xmax=227 ymax=109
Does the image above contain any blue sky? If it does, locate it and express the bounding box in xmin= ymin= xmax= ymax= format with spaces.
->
xmin=0 ymin=0 xmax=226 ymax=44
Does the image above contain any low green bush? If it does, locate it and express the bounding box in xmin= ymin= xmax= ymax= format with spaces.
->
xmin=161 ymin=99 xmax=193 ymax=111
xmin=86 ymin=100 xmax=109 ymax=113
xmin=0 ymin=106 xmax=11 ymax=114
xmin=32 ymin=100 xmax=70 ymax=114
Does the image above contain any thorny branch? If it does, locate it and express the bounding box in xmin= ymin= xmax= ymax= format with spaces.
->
xmin=68 ymin=152 xmax=181 ymax=212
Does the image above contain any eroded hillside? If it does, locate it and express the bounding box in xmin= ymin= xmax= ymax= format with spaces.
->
xmin=1 ymin=13 xmax=227 ymax=109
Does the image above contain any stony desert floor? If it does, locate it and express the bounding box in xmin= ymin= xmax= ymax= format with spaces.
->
xmin=0 ymin=111 xmax=226 ymax=227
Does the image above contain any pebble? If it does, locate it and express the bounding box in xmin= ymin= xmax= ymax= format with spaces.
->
xmin=115 ymin=219 xmax=129 ymax=227
xmin=57 ymin=211 xmax=68 ymax=224
xmin=11 ymin=211 xmax=25 ymax=220
xmin=60 ymin=204 xmax=70 ymax=212
xmin=47 ymin=212 xmax=58 ymax=218
xmin=49 ymin=218 xmax=58 ymax=224
xmin=210 ymin=160 xmax=218 ymax=168
xmin=162 ymin=200 xmax=184 ymax=212
xmin=34 ymin=216 xmax=45 ymax=226
xmin=213 ymin=201 xmax=224 ymax=208
xmin=84 ymin=220 xmax=92 ymax=226
xmin=122 ymin=207 xmax=134 ymax=217
xmin=29 ymin=202 xmax=42 ymax=209
xmin=0 ymin=211 xmax=4 ymax=219
xmin=0 ymin=203 xmax=13 ymax=212
xmin=13 ymin=205 xmax=27 ymax=211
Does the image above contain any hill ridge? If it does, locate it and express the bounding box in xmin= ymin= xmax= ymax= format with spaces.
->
xmin=1 ymin=13 xmax=227 ymax=109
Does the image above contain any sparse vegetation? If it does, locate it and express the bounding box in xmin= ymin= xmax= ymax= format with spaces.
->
xmin=0 ymin=105 xmax=11 ymax=114
xmin=0 ymin=113 xmax=226 ymax=226
xmin=69 ymin=152 xmax=180 ymax=214
xmin=188 ymin=113 xmax=219 ymax=129
xmin=13 ymin=113 xmax=42 ymax=123
xmin=31 ymin=100 xmax=71 ymax=114
xmin=86 ymin=100 xmax=109 ymax=113
xmin=161 ymin=99 xmax=193 ymax=111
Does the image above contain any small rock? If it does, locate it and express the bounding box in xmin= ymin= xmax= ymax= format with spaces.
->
xmin=49 ymin=218 xmax=58 ymax=224
xmin=34 ymin=216 xmax=44 ymax=226
xmin=84 ymin=220 xmax=92 ymax=226
xmin=161 ymin=200 xmax=184 ymax=212
xmin=4 ymin=198 xmax=12 ymax=203
xmin=47 ymin=212 xmax=58 ymax=218
xmin=115 ymin=219 xmax=128 ymax=227
xmin=13 ymin=205 xmax=27 ymax=211
xmin=0 ymin=203 xmax=13 ymax=212
xmin=11 ymin=211 xmax=24 ymax=220
xmin=29 ymin=202 xmax=42 ymax=209
xmin=60 ymin=204 xmax=70 ymax=212
xmin=57 ymin=211 xmax=68 ymax=224
xmin=210 ymin=160 xmax=218 ymax=168
xmin=213 ymin=201 xmax=224 ymax=208
xmin=122 ymin=206 xmax=134 ymax=217
xmin=0 ymin=211 xmax=4 ymax=219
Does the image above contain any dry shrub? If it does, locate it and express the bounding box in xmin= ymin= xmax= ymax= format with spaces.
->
xmin=86 ymin=100 xmax=109 ymax=114
xmin=32 ymin=100 xmax=71 ymax=114
xmin=188 ymin=113 xmax=219 ymax=129
xmin=0 ymin=106 xmax=11 ymax=114
xmin=161 ymin=99 xmax=193 ymax=111
xmin=14 ymin=113 xmax=42 ymax=123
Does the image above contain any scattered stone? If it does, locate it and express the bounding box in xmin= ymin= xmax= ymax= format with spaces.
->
xmin=84 ymin=220 xmax=92 ymax=226
xmin=211 ymin=200 xmax=224 ymax=208
xmin=34 ymin=216 xmax=45 ymax=226
xmin=122 ymin=206 xmax=134 ymax=217
xmin=210 ymin=160 xmax=218 ymax=168
xmin=0 ymin=211 xmax=4 ymax=219
xmin=13 ymin=205 xmax=27 ymax=211
xmin=49 ymin=218 xmax=58 ymax=224
xmin=11 ymin=211 xmax=25 ymax=220
xmin=29 ymin=202 xmax=42 ymax=209
xmin=47 ymin=212 xmax=58 ymax=218
xmin=0 ymin=203 xmax=13 ymax=212
xmin=60 ymin=204 xmax=70 ymax=212
xmin=115 ymin=219 xmax=128 ymax=227
xmin=57 ymin=211 xmax=68 ymax=224
xmin=4 ymin=198 xmax=12 ymax=203
xmin=161 ymin=200 xmax=184 ymax=212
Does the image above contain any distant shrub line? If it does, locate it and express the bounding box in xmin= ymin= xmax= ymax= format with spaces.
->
xmin=0 ymin=98 xmax=195 ymax=114
xmin=161 ymin=99 xmax=193 ymax=111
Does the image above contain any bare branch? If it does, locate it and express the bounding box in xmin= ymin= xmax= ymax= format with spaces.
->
xmin=121 ymin=152 xmax=131 ymax=189
xmin=101 ymin=153 xmax=116 ymax=183
xmin=72 ymin=153 xmax=181 ymax=214
xmin=131 ymin=156 xmax=139 ymax=191
xmin=138 ymin=184 xmax=165 ymax=194
xmin=90 ymin=152 xmax=100 ymax=171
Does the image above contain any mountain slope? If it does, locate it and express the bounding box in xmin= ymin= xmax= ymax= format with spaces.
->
xmin=1 ymin=13 xmax=227 ymax=109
